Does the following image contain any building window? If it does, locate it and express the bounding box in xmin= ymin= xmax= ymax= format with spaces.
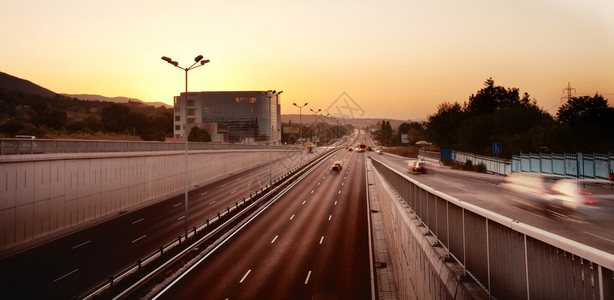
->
xmin=187 ymin=109 xmax=195 ymax=116
xmin=175 ymin=116 xmax=180 ymax=121
xmin=250 ymin=97 xmax=257 ymax=103
xmin=175 ymin=125 xmax=181 ymax=130
xmin=187 ymin=118 xmax=195 ymax=124
xmin=187 ymin=100 xmax=195 ymax=107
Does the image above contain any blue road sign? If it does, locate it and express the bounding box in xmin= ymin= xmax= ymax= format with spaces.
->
xmin=493 ymin=143 xmax=501 ymax=154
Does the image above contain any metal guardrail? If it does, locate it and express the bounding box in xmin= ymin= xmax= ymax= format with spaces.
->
xmin=370 ymin=158 xmax=614 ymax=299
xmin=0 ymin=138 xmax=289 ymax=155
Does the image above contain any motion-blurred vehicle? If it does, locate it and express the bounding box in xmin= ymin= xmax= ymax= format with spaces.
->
xmin=375 ymin=149 xmax=384 ymax=155
xmin=347 ymin=147 xmax=353 ymax=151
xmin=331 ymin=161 xmax=343 ymax=172
xmin=501 ymin=173 xmax=610 ymax=220
xmin=542 ymin=179 xmax=602 ymax=218
xmin=409 ymin=160 xmax=428 ymax=174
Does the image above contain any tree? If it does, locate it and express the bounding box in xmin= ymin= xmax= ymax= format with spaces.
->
xmin=426 ymin=102 xmax=465 ymax=148
xmin=465 ymin=78 xmax=526 ymax=115
xmin=556 ymin=94 xmax=614 ymax=152
xmin=101 ymin=103 xmax=131 ymax=133
xmin=188 ymin=127 xmax=211 ymax=142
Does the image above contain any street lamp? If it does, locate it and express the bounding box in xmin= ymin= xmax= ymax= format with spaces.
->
xmin=320 ymin=113 xmax=330 ymax=145
xmin=292 ymin=102 xmax=308 ymax=167
xmin=292 ymin=102 xmax=308 ymax=141
xmin=259 ymin=90 xmax=283 ymax=186
xmin=161 ymin=54 xmax=210 ymax=239
xmin=309 ymin=108 xmax=321 ymax=143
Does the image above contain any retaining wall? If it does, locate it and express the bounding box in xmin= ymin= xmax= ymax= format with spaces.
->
xmin=0 ymin=149 xmax=295 ymax=251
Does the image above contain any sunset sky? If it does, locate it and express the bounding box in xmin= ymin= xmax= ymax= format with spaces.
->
xmin=1 ymin=0 xmax=612 ymax=120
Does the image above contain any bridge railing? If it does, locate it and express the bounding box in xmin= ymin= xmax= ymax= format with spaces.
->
xmin=0 ymin=138 xmax=289 ymax=155
xmin=371 ymin=157 xmax=614 ymax=299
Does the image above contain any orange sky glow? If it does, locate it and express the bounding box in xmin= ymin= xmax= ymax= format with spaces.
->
xmin=1 ymin=0 xmax=612 ymax=120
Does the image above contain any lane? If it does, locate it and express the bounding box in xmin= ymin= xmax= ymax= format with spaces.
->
xmin=155 ymin=150 xmax=371 ymax=299
xmin=0 ymin=148 xmax=315 ymax=299
xmin=370 ymin=151 xmax=614 ymax=255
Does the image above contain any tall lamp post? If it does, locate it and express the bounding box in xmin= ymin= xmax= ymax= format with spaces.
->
xmin=292 ymin=102 xmax=308 ymax=167
xmin=309 ymin=108 xmax=321 ymax=143
xmin=292 ymin=102 xmax=308 ymax=141
xmin=259 ymin=90 xmax=283 ymax=186
xmin=161 ymin=54 xmax=210 ymax=239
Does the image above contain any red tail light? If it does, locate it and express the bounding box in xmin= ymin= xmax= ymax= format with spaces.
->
xmin=582 ymin=197 xmax=598 ymax=204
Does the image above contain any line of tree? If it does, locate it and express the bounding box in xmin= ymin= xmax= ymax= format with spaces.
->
xmin=374 ymin=78 xmax=613 ymax=157
xmin=281 ymin=119 xmax=353 ymax=145
xmin=0 ymin=91 xmax=174 ymax=141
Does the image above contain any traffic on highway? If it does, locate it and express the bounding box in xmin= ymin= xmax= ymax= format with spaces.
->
xmin=2 ymin=131 xmax=613 ymax=299
xmin=371 ymin=150 xmax=614 ymax=256
xmin=152 ymin=146 xmax=371 ymax=299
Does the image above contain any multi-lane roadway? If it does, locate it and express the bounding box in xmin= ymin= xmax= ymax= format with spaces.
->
xmin=153 ymin=149 xmax=372 ymax=299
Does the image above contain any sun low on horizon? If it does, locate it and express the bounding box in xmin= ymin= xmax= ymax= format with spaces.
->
xmin=1 ymin=0 xmax=612 ymax=120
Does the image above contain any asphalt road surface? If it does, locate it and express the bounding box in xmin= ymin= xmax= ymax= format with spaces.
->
xmin=154 ymin=149 xmax=372 ymax=299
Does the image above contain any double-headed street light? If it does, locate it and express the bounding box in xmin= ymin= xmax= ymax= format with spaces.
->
xmin=292 ymin=102 xmax=308 ymax=167
xmin=292 ymin=102 xmax=308 ymax=141
xmin=259 ymin=90 xmax=283 ymax=186
xmin=161 ymin=54 xmax=210 ymax=239
xmin=309 ymin=108 xmax=321 ymax=144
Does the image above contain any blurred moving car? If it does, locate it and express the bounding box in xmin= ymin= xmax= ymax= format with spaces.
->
xmin=331 ymin=161 xmax=343 ymax=172
xmin=408 ymin=160 xmax=428 ymax=174
xmin=501 ymin=173 xmax=610 ymax=220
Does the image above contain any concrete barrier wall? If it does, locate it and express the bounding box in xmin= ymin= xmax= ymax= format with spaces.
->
xmin=0 ymin=149 xmax=295 ymax=251
xmin=370 ymin=160 xmax=484 ymax=299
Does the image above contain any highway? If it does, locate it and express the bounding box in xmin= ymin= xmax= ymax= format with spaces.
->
xmin=0 ymin=148 xmax=314 ymax=299
xmin=369 ymin=151 xmax=614 ymax=255
xmin=153 ymin=149 xmax=372 ymax=299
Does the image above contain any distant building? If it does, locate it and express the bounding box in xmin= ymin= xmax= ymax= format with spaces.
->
xmin=173 ymin=91 xmax=281 ymax=143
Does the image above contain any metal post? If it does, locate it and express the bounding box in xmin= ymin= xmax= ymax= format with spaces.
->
xmin=184 ymin=68 xmax=189 ymax=239
xmin=161 ymin=55 xmax=210 ymax=239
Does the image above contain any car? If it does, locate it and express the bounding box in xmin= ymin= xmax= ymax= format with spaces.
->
xmin=375 ymin=149 xmax=384 ymax=155
xmin=331 ymin=161 xmax=343 ymax=172
xmin=409 ymin=160 xmax=428 ymax=173
xmin=347 ymin=147 xmax=353 ymax=151
xmin=500 ymin=173 xmax=554 ymax=208
xmin=542 ymin=179 xmax=600 ymax=217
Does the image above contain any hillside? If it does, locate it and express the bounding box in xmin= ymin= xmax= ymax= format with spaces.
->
xmin=0 ymin=72 xmax=56 ymax=97
xmin=282 ymin=114 xmax=421 ymax=129
xmin=0 ymin=71 xmax=169 ymax=108
xmin=62 ymin=94 xmax=171 ymax=108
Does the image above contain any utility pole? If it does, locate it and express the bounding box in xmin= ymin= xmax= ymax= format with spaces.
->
xmin=562 ymin=82 xmax=576 ymax=102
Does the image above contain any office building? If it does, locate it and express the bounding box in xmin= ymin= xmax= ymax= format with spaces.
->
xmin=173 ymin=91 xmax=281 ymax=143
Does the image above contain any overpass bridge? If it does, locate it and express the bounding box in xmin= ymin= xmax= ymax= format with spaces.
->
xmin=1 ymin=139 xmax=613 ymax=299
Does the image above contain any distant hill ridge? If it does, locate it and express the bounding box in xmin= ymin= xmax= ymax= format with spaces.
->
xmin=0 ymin=71 xmax=56 ymax=97
xmin=61 ymin=94 xmax=171 ymax=108
xmin=0 ymin=71 xmax=170 ymax=108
